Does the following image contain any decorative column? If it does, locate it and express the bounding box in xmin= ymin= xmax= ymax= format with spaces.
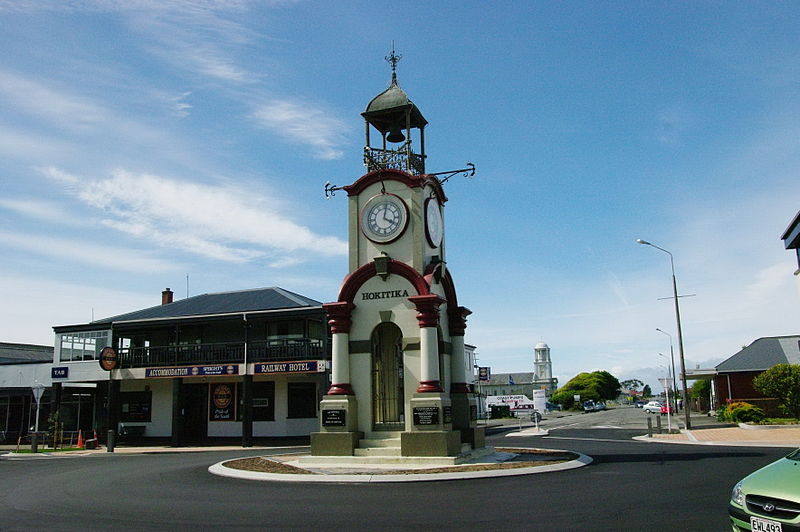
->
xmin=322 ymin=302 xmax=355 ymax=395
xmin=449 ymin=306 xmax=472 ymax=394
xmin=408 ymin=294 xmax=444 ymax=392
xmin=311 ymin=301 xmax=360 ymax=456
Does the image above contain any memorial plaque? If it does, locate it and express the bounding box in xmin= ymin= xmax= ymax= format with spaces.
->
xmin=443 ymin=406 xmax=452 ymax=424
xmin=413 ymin=406 xmax=439 ymax=426
xmin=322 ymin=409 xmax=346 ymax=427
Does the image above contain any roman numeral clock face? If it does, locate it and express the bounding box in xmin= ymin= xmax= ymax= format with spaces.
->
xmin=361 ymin=193 xmax=409 ymax=244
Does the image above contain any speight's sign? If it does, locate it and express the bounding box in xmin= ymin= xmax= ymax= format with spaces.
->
xmin=145 ymin=364 xmax=239 ymax=378
xmin=254 ymin=360 xmax=326 ymax=375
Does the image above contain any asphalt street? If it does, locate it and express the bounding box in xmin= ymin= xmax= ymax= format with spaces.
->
xmin=0 ymin=407 xmax=789 ymax=531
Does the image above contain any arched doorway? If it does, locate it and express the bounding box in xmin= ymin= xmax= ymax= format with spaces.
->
xmin=371 ymin=323 xmax=404 ymax=431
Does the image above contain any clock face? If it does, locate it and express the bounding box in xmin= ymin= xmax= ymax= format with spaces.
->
xmin=425 ymin=197 xmax=443 ymax=248
xmin=361 ymin=193 xmax=409 ymax=243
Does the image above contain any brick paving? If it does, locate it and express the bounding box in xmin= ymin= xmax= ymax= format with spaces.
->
xmin=647 ymin=425 xmax=800 ymax=447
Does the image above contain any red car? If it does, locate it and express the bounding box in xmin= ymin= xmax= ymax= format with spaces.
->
xmin=661 ymin=404 xmax=675 ymax=415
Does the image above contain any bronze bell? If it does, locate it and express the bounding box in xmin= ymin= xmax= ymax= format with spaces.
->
xmin=386 ymin=124 xmax=405 ymax=143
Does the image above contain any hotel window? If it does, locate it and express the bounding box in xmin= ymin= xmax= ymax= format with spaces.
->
xmin=287 ymin=382 xmax=317 ymax=418
xmin=59 ymin=330 xmax=111 ymax=362
xmin=252 ymin=381 xmax=275 ymax=422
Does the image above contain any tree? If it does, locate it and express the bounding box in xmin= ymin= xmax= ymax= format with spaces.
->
xmin=550 ymin=370 xmax=622 ymax=409
xmin=753 ymin=364 xmax=800 ymax=419
xmin=621 ymin=379 xmax=644 ymax=392
xmin=642 ymin=384 xmax=652 ymax=398
xmin=690 ymin=379 xmax=711 ymax=399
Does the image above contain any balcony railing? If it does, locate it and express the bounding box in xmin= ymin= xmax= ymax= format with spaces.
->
xmin=118 ymin=338 xmax=327 ymax=369
xmin=364 ymin=145 xmax=425 ymax=174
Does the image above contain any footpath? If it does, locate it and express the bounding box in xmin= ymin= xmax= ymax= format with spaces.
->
xmin=637 ymin=413 xmax=800 ymax=448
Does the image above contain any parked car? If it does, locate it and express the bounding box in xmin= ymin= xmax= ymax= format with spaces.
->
xmin=582 ymin=400 xmax=596 ymax=412
xmin=594 ymin=401 xmax=607 ymax=411
xmin=660 ymin=404 xmax=675 ymax=415
xmin=642 ymin=401 xmax=663 ymax=414
xmin=634 ymin=400 xmax=646 ymax=408
xmin=729 ymin=447 xmax=800 ymax=531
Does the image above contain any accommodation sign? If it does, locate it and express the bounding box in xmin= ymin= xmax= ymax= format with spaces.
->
xmin=145 ymin=364 xmax=239 ymax=378
xmin=254 ymin=360 xmax=325 ymax=375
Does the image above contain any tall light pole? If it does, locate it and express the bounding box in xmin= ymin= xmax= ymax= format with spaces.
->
xmin=637 ymin=238 xmax=691 ymax=429
xmin=656 ymin=328 xmax=679 ymax=414
xmin=657 ymin=353 xmax=676 ymax=412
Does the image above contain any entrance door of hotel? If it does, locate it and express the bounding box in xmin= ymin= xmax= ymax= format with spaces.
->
xmin=371 ymin=323 xmax=404 ymax=431
xmin=181 ymin=384 xmax=207 ymax=443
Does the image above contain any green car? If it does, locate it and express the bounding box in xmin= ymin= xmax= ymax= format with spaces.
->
xmin=729 ymin=448 xmax=800 ymax=531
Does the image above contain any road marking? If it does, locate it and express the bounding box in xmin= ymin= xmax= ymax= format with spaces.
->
xmin=544 ymin=436 xmax=640 ymax=443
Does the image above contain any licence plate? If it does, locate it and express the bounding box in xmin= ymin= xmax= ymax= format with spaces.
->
xmin=751 ymin=516 xmax=782 ymax=532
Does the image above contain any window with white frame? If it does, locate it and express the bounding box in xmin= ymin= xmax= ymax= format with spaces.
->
xmin=59 ymin=330 xmax=111 ymax=362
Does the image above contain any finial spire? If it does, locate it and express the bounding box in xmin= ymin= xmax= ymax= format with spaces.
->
xmin=385 ymin=42 xmax=402 ymax=85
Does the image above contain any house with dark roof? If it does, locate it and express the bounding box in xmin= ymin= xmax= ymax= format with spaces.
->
xmin=50 ymin=287 xmax=329 ymax=446
xmin=0 ymin=342 xmax=54 ymax=443
xmin=713 ymin=335 xmax=800 ymax=414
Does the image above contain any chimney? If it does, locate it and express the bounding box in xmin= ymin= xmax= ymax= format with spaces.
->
xmin=162 ymin=288 xmax=173 ymax=305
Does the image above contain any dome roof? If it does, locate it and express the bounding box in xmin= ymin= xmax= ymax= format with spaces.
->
xmin=535 ymin=342 xmax=549 ymax=350
xmin=362 ymin=78 xmax=427 ymax=133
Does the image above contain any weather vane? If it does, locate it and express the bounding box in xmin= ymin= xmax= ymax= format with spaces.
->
xmin=385 ymin=42 xmax=401 ymax=83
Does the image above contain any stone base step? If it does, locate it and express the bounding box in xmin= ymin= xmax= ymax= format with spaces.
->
xmin=354 ymin=446 xmax=401 ymax=457
xmin=360 ymin=438 xmax=401 ymax=448
xmin=297 ymin=446 xmax=496 ymax=467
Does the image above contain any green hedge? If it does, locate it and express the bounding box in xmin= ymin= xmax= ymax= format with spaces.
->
xmin=717 ymin=402 xmax=766 ymax=423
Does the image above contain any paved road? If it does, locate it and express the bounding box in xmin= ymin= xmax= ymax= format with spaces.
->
xmin=0 ymin=407 xmax=788 ymax=531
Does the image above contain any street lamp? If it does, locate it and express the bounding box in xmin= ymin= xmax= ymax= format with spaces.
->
xmin=657 ymin=363 xmax=673 ymax=433
xmin=657 ymin=353 xmax=676 ymax=412
xmin=637 ymin=238 xmax=691 ymax=429
xmin=656 ymin=328 xmax=680 ymax=413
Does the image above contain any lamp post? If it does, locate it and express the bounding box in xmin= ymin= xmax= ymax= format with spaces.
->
xmin=637 ymin=238 xmax=691 ymax=429
xmin=658 ymin=353 xmax=676 ymax=413
xmin=658 ymin=364 xmax=672 ymax=433
xmin=656 ymin=328 xmax=680 ymax=414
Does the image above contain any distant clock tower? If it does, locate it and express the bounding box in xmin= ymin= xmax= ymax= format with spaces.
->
xmin=311 ymin=51 xmax=482 ymax=457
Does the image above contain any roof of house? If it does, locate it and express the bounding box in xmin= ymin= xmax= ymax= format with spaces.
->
xmin=716 ymin=335 xmax=800 ymax=372
xmin=482 ymin=372 xmax=535 ymax=386
xmin=0 ymin=342 xmax=54 ymax=365
xmin=55 ymin=287 xmax=323 ymax=331
xmin=781 ymin=210 xmax=800 ymax=249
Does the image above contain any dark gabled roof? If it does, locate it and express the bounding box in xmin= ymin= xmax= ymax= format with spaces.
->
xmin=484 ymin=372 xmax=535 ymax=386
xmin=716 ymin=336 xmax=800 ymax=372
xmin=0 ymin=342 xmax=53 ymax=365
xmin=781 ymin=210 xmax=800 ymax=249
xmin=56 ymin=287 xmax=322 ymax=330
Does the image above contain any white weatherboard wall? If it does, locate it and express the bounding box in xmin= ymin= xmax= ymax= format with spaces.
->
xmin=120 ymin=378 xmax=173 ymax=437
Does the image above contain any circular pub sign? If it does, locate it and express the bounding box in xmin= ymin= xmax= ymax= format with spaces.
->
xmin=212 ymin=384 xmax=233 ymax=410
xmin=99 ymin=346 xmax=118 ymax=371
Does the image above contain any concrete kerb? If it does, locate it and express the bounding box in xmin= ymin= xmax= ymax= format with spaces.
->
xmin=208 ymin=451 xmax=593 ymax=483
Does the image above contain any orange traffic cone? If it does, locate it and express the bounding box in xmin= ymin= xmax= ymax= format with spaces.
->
xmin=77 ymin=430 xmax=84 ymax=449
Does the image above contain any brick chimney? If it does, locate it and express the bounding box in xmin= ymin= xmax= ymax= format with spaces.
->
xmin=162 ymin=288 xmax=174 ymax=305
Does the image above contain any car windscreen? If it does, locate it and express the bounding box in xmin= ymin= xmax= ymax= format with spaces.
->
xmin=786 ymin=448 xmax=800 ymax=461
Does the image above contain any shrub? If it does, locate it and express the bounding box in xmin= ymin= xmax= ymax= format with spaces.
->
xmin=720 ymin=401 xmax=766 ymax=423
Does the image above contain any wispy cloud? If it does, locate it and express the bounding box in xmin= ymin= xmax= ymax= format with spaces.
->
xmin=40 ymin=166 xmax=347 ymax=263
xmin=0 ymin=198 xmax=87 ymax=226
xmin=252 ymin=100 xmax=347 ymax=160
xmin=0 ymin=231 xmax=176 ymax=273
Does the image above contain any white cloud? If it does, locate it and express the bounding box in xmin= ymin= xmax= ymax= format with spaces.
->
xmin=0 ymin=231 xmax=177 ymax=273
xmin=40 ymin=166 xmax=347 ymax=263
xmin=0 ymin=69 xmax=107 ymax=133
xmin=0 ymin=274 xmax=159 ymax=345
xmin=0 ymin=198 xmax=87 ymax=226
xmin=252 ymin=100 xmax=347 ymax=160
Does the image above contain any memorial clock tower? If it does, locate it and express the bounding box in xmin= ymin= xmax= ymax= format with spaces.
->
xmin=310 ymin=51 xmax=483 ymax=458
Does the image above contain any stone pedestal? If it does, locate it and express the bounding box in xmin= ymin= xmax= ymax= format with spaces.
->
xmin=310 ymin=395 xmax=362 ymax=456
xmin=401 ymin=394 xmax=460 ymax=456
xmin=450 ymin=392 xmax=484 ymax=448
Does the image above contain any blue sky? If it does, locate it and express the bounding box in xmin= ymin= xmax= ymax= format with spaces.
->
xmin=1 ymin=1 xmax=798 ymax=391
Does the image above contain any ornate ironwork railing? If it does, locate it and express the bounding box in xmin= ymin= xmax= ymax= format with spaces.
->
xmin=118 ymin=338 xmax=327 ymax=368
xmin=364 ymin=145 xmax=425 ymax=174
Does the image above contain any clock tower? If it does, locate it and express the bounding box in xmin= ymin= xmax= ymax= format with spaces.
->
xmin=310 ymin=51 xmax=483 ymax=458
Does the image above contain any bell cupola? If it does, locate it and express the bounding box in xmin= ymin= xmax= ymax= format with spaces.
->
xmin=362 ymin=48 xmax=428 ymax=175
